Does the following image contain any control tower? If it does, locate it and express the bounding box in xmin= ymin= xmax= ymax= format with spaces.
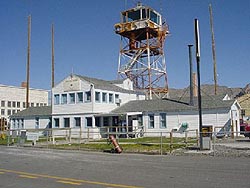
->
xmin=114 ymin=2 xmax=169 ymax=99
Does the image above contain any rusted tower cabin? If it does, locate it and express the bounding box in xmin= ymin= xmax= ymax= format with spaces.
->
xmin=115 ymin=3 xmax=169 ymax=99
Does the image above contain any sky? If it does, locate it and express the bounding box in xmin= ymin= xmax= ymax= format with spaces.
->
xmin=0 ymin=0 xmax=249 ymax=90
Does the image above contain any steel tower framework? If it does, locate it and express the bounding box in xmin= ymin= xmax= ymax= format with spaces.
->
xmin=115 ymin=3 xmax=169 ymax=99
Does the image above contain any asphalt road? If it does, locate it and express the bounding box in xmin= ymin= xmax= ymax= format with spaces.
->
xmin=0 ymin=146 xmax=249 ymax=188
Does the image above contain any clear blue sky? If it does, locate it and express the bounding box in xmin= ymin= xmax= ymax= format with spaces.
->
xmin=0 ymin=0 xmax=249 ymax=90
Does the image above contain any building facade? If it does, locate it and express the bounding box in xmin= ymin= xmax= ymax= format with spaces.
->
xmin=9 ymin=74 xmax=241 ymax=139
xmin=51 ymin=74 xmax=145 ymax=138
xmin=0 ymin=84 xmax=49 ymax=124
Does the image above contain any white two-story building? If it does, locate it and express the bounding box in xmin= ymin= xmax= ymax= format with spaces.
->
xmin=51 ymin=74 xmax=145 ymax=138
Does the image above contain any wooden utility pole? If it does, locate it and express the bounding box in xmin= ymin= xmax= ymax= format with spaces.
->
xmin=209 ymin=4 xmax=218 ymax=95
xmin=26 ymin=15 xmax=31 ymax=108
xmin=51 ymin=23 xmax=55 ymax=88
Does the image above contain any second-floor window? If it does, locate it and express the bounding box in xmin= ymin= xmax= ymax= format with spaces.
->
xmin=85 ymin=91 xmax=91 ymax=102
xmin=102 ymin=93 xmax=107 ymax=103
xmin=61 ymin=94 xmax=67 ymax=104
xmin=95 ymin=92 xmax=101 ymax=102
xmin=109 ymin=93 xmax=114 ymax=103
xmin=69 ymin=93 xmax=75 ymax=104
xmin=77 ymin=92 xmax=83 ymax=103
xmin=54 ymin=94 xmax=60 ymax=105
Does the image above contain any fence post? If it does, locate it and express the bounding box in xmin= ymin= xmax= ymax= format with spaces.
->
xmin=46 ymin=129 xmax=49 ymax=149
xmin=52 ymin=130 xmax=55 ymax=145
xmin=69 ymin=128 xmax=72 ymax=143
xmin=160 ymin=132 xmax=163 ymax=155
xmin=170 ymin=132 xmax=173 ymax=153
xmin=196 ymin=129 xmax=199 ymax=147
xmin=7 ymin=130 xmax=10 ymax=146
xmin=185 ymin=131 xmax=188 ymax=147
xmin=87 ymin=128 xmax=90 ymax=142
xmin=213 ymin=131 xmax=216 ymax=156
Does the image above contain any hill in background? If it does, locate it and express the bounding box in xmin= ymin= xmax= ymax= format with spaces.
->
xmin=169 ymin=83 xmax=250 ymax=99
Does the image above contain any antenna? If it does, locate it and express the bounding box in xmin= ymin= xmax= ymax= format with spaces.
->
xmin=26 ymin=15 xmax=31 ymax=108
xmin=209 ymin=4 xmax=218 ymax=95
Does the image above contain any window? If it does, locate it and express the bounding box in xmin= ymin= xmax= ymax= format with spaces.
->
xmin=35 ymin=117 xmax=39 ymax=129
xmin=17 ymin=119 xmax=20 ymax=129
xmin=85 ymin=117 xmax=92 ymax=127
xmin=138 ymin=115 xmax=143 ymax=127
xmin=54 ymin=94 xmax=60 ymax=105
xmin=1 ymin=101 xmax=5 ymax=107
xmin=85 ymin=91 xmax=91 ymax=102
xmin=160 ymin=113 xmax=166 ymax=128
xmin=31 ymin=103 xmax=34 ymax=107
xmin=127 ymin=9 xmax=140 ymax=22
xmin=103 ymin=117 xmax=109 ymax=126
xmin=12 ymin=119 xmax=16 ymax=129
xmin=54 ymin=118 xmax=60 ymax=128
xmin=150 ymin=11 xmax=159 ymax=24
xmin=95 ymin=92 xmax=101 ymax=102
xmin=20 ymin=119 xmax=24 ymax=129
xmin=12 ymin=101 xmax=16 ymax=108
xmin=17 ymin=102 xmax=20 ymax=108
xmin=7 ymin=110 xmax=11 ymax=116
xmin=8 ymin=101 xmax=11 ymax=107
xmin=77 ymin=92 xmax=83 ymax=103
xmin=115 ymin=94 xmax=119 ymax=103
xmin=148 ymin=114 xmax=154 ymax=129
xmin=75 ymin=117 xmax=81 ymax=127
xmin=95 ymin=117 xmax=101 ymax=127
xmin=40 ymin=103 xmax=44 ymax=106
xmin=109 ymin=93 xmax=114 ymax=103
xmin=142 ymin=8 xmax=147 ymax=19
xmin=1 ymin=109 xmax=5 ymax=116
xmin=64 ymin=118 xmax=70 ymax=128
xmin=12 ymin=110 xmax=16 ymax=115
xmin=102 ymin=93 xmax=107 ymax=103
xmin=61 ymin=94 xmax=67 ymax=104
xmin=36 ymin=103 xmax=39 ymax=107
xmin=69 ymin=93 xmax=75 ymax=104
xmin=23 ymin=102 xmax=26 ymax=108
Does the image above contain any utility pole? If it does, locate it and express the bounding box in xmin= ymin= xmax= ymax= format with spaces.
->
xmin=188 ymin=44 xmax=194 ymax=106
xmin=26 ymin=15 xmax=31 ymax=108
xmin=194 ymin=19 xmax=203 ymax=150
xmin=51 ymin=23 xmax=55 ymax=88
xmin=209 ymin=4 xmax=218 ymax=95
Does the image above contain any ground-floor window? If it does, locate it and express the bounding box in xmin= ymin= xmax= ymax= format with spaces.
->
xmin=95 ymin=117 xmax=101 ymax=127
xmin=64 ymin=118 xmax=70 ymax=128
xmin=103 ymin=117 xmax=109 ymax=126
xmin=74 ymin=117 xmax=81 ymax=127
xmin=86 ymin=117 xmax=92 ymax=127
xmin=160 ymin=113 xmax=167 ymax=128
xmin=35 ymin=117 xmax=39 ymax=129
xmin=148 ymin=114 xmax=154 ymax=129
xmin=54 ymin=118 xmax=60 ymax=128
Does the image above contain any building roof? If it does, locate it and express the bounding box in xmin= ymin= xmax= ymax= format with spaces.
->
xmin=10 ymin=106 xmax=52 ymax=118
xmin=111 ymin=97 xmax=235 ymax=114
xmin=75 ymin=74 xmax=140 ymax=94
xmin=0 ymin=84 xmax=49 ymax=92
